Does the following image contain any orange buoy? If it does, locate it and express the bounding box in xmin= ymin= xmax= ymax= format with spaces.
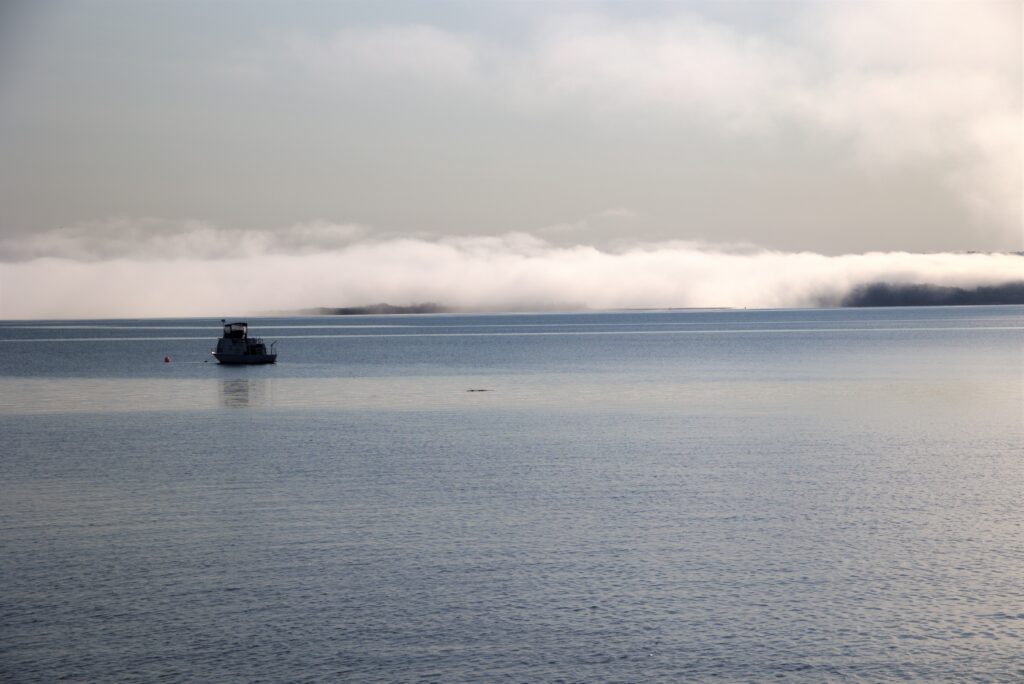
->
xmin=164 ymin=356 xmax=170 ymax=363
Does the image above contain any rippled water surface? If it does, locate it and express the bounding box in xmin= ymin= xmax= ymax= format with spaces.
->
xmin=2 ymin=307 xmax=1022 ymax=681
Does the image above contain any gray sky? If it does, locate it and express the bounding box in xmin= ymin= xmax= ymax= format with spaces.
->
xmin=0 ymin=0 xmax=1022 ymax=317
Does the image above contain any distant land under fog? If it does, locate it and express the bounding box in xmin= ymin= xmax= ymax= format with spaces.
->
xmin=300 ymin=303 xmax=455 ymax=316
xmin=838 ymin=282 xmax=1024 ymax=307
xmin=296 ymin=281 xmax=1024 ymax=315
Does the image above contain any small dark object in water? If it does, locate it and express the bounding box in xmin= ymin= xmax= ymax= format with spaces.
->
xmin=213 ymin=321 xmax=277 ymax=365
xmin=466 ymin=388 xmax=493 ymax=392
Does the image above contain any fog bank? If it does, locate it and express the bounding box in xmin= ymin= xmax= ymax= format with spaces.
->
xmin=2 ymin=233 xmax=1022 ymax=319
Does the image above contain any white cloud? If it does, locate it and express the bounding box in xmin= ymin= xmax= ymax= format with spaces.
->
xmin=522 ymin=6 xmax=1019 ymax=238
xmin=804 ymin=0 xmax=1016 ymax=72
xmin=280 ymin=3 xmax=1021 ymax=242
xmin=948 ymin=113 xmax=1022 ymax=232
xmin=2 ymin=222 xmax=1021 ymax=319
xmin=508 ymin=12 xmax=803 ymax=131
xmin=0 ymin=218 xmax=369 ymax=262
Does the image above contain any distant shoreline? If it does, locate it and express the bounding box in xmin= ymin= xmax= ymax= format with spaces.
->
xmin=298 ymin=303 xmax=454 ymax=316
xmin=293 ymin=281 xmax=1024 ymax=315
xmin=294 ymin=304 xmax=735 ymax=316
xmin=839 ymin=281 xmax=1024 ymax=307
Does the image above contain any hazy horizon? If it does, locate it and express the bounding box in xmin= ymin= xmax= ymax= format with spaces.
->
xmin=0 ymin=0 xmax=1021 ymax=318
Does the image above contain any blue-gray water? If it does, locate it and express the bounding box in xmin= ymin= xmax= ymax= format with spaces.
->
xmin=2 ymin=307 xmax=1022 ymax=682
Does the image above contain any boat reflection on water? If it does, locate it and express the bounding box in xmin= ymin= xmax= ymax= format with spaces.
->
xmin=220 ymin=378 xmax=270 ymax=409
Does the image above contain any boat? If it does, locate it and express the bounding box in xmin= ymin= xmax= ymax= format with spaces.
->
xmin=212 ymin=321 xmax=277 ymax=365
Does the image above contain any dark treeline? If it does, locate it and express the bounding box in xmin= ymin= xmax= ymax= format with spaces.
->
xmin=299 ymin=285 xmax=1024 ymax=315
xmin=842 ymin=282 xmax=1024 ymax=307
xmin=304 ymin=303 xmax=452 ymax=316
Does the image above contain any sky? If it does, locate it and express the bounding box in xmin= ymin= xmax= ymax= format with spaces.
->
xmin=0 ymin=0 xmax=1021 ymax=318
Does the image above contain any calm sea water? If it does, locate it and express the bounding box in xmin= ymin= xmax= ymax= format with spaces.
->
xmin=2 ymin=307 xmax=1022 ymax=682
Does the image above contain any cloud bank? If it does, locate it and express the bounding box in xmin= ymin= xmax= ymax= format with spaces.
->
xmin=2 ymin=220 xmax=1022 ymax=319
xmin=280 ymin=2 xmax=1022 ymax=241
xmin=0 ymin=218 xmax=369 ymax=262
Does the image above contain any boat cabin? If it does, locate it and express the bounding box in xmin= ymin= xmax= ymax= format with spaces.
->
xmin=222 ymin=322 xmax=248 ymax=339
